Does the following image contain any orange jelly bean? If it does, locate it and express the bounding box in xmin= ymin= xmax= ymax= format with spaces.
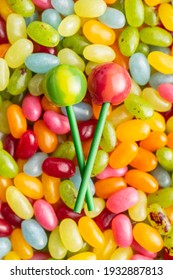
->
xmin=41 ymin=95 xmax=61 ymax=113
xmin=109 ymin=141 xmax=139 ymax=169
xmin=129 ymin=147 xmax=158 ymax=172
xmin=41 ymin=173 xmax=60 ymax=204
xmin=125 ymin=169 xmax=159 ymax=193
xmin=167 ymin=131 xmax=173 ymax=149
xmin=95 ymin=177 xmax=127 ymax=199
xmin=0 ymin=176 xmax=12 ymax=202
xmin=92 ymin=100 xmax=112 ymax=120
xmin=139 ymin=131 xmax=167 ymax=152
xmin=133 ymin=222 xmax=164 ymax=253
xmin=33 ymin=120 xmax=58 ymax=153
xmin=7 ymin=104 xmax=27 ymax=139
xmin=0 ymin=43 xmax=11 ymax=58
xmin=11 ymin=228 xmax=33 ymax=260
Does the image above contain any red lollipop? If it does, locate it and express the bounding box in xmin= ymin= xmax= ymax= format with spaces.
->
xmin=74 ymin=62 xmax=132 ymax=213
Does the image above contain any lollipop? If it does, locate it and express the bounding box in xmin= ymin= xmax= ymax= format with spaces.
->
xmin=74 ymin=62 xmax=132 ymax=213
xmin=44 ymin=64 xmax=94 ymax=210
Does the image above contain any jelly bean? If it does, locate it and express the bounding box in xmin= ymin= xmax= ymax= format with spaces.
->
xmin=141 ymin=87 xmax=172 ymax=112
xmin=135 ymin=42 xmax=150 ymax=56
xmin=112 ymin=214 xmax=133 ymax=247
xmin=6 ymin=186 xmax=34 ymax=219
xmin=129 ymin=53 xmax=151 ymax=86
xmin=99 ymin=120 xmax=116 ymax=152
xmin=58 ymin=14 xmax=81 ymax=37
xmin=58 ymin=48 xmax=85 ymax=72
xmin=0 ymin=149 xmax=18 ymax=178
xmin=150 ymin=45 xmax=171 ymax=55
xmin=118 ymin=26 xmax=139 ymax=57
xmin=149 ymin=72 xmax=173 ymax=89
xmin=55 ymin=200 xmax=84 ymax=223
xmin=147 ymin=203 xmax=172 ymax=235
xmin=62 ymin=34 xmax=90 ymax=56
xmin=0 ymin=43 xmax=11 ymax=58
xmin=6 ymin=13 xmax=27 ymax=44
xmin=51 ymin=0 xmax=74 ymax=16
xmin=74 ymin=0 xmax=106 ymax=18
xmin=150 ymin=164 xmax=171 ymax=188
xmin=7 ymin=104 xmax=27 ymax=139
xmin=78 ymin=216 xmax=105 ymax=248
xmin=4 ymin=250 xmax=21 ymax=260
xmin=140 ymin=27 xmax=172 ymax=47
xmin=0 ymin=58 xmax=10 ymax=91
xmin=7 ymin=0 xmax=35 ymax=17
xmin=148 ymin=51 xmax=173 ymax=74
xmin=131 ymin=254 xmax=153 ymax=260
xmin=131 ymin=239 xmax=157 ymax=259
xmin=11 ymin=228 xmax=33 ymax=260
xmin=167 ymin=131 xmax=173 ymax=149
xmin=21 ymin=219 xmax=47 ymax=250
xmin=164 ymin=228 xmax=173 ymax=256
xmin=146 ymin=111 xmax=165 ymax=132
xmin=109 ymin=247 xmax=133 ymax=260
xmin=84 ymin=197 xmax=105 ymax=218
xmin=96 ymin=165 xmax=128 ymax=180
xmin=48 ymin=226 xmax=67 ymax=259
xmin=116 ymin=119 xmax=150 ymax=142
xmin=3 ymin=134 xmax=18 ymax=159
xmin=28 ymin=74 xmax=45 ymax=96
xmin=33 ymin=41 xmax=57 ymax=55
xmin=29 ymin=252 xmax=50 ymax=260
xmin=158 ymin=3 xmax=173 ymax=31
xmin=32 ymin=0 xmax=52 ymax=10
xmin=43 ymin=111 xmax=70 ymax=135
xmin=98 ymin=7 xmax=125 ymax=29
xmin=59 ymin=180 xmax=78 ymax=210
xmin=41 ymin=9 xmax=62 ymax=29
xmin=5 ymin=38 xmax=33 ymax=68
xmin=33 ymin=199 xmax=58 ymax=231
xmin=83 ymin=44 xmax=115 ymax=63
xmin=156 ymin=147 xmax=173 ymax=172
xmin=148 ymin=188 xmax=173 ymax=208
xmin=23 ymin=152 xmax=48 ymax=177
xmin=93 ymin=207 xmax=115 ymax=231
xmin=0 ymin=101 xmax=11 ymax=134
xmin=0 ymin=237 xmax=11 ymax=258
xmin=27 ymin=21 xmax=60 ymax=47
xmin=68 ymin=252 xmax=96 ymax=260
xmin=16 ymin=130 xmax=38 ymax=160
xmin=1 ymin=202 xmax=22 ymax=227
xmin=52 ymin=141 xmax=75 ymax=160
xmin=125 ymin=169 xmax=158 ymax=193
xmin=24 ymin=9 xmax=39 ymax=26
xmin=78 ymin=119 xmax=97 ymax=141
xmin=133 ymin=222 xmax=164 ymax=252
xmin=41 ymin=173 xmax=60 ymax=204
xmin=0 ymin=218 xmax=12 ymax=237
xmin=128 ymin=190 xmax=147 ymax=222
xmin=95 ymin=177 xmax=126 ymax=199
xmin=92 ymin=150 xmax=109 ymax=177
xmin=33 ymin=120 xmax=58 ymax=153
xmin=61 ymin=102 xmax=93 ymax=121
xmin=109 ymin=141 xmax=139 ymax=169
xmin=70 ymin=167 xmax=95 ymax=195
xmin=42 ymin=157 xmax=75 ymax=178
xmin=59 ymin=218 xmax=83 ymax=252
xmin=143 ymin=2 xmax=159 ymax=26
xmin=129 ymin=147 xmax=157 ymax=172
xmin=158 ymin=83 xmax=173 ymax=103
xmin=106 ymin=187 xmax=139 ymax=214
xmin=0 ymin=176 xmax=12 ymax=202
xmin=0 ymin=17 xmax=8 ymax=44
xmin=0 ymin=0 xmax=13 ymax=21
xmin=125 ymin=0 xmax=144 ymax=27
xmin=108 ymin=104 xmax=133 ymax=128
xmin=7 ymin=65 xmax=32 ymax=96
xmin=144 ymin=0 xmax=170 ymax=6
xmin=166 ymin=116 xmax=173 ymax=133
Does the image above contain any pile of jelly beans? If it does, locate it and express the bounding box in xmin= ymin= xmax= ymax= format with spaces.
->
xmin=1 ymin=0 xmax=173 ymax=261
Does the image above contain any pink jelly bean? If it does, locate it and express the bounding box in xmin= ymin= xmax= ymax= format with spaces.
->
xmin=43 ymin=111 xmax=70 ymax=134
xmin=96 ymin=165 xmax=128 ymax=179
xmin=111 ymin=214 xmax=132 ymax=247
xmin=16 ymin=130 xmax=38 ymax=159
xmin=158 ymin=83 xmax=173 ymax=103
xmin=33 ymin=199 xmax=58 ymax=231
xmin=106 ymin=187 xmax=139 ymax=214
xmin=131 ymin=239 xmax=157 ymax=259
xmin=22 ymin=94 xmax=42 ymax=122
xmin=131 ymin=254 xmax=153 ymax=260
xmin=30 ymin=252 xmax=50 ymax=260
xmin=32 ymin=0 xmax=52 ymax=9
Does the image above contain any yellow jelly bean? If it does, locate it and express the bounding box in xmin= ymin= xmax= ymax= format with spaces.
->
xmin=58 ymin=14 xmax=81 ymax=37
xmin=41 ymin=173 xmax=60 ymax=204
xmin=0 ymin=58 xmax=10 ymax=91
xmin=83 ymin=44 xmax=116 ymax=63
xmin=58 ymin=48 xmax=85 ymax=72
xmin=83 ymin=19 xmax=116 ymax=46
xmin=108 ymin=104 xmax=133 ymax=128
xmin=4 ymin=38 xmax=33 ymax=68
xmin=128 ymin=190 xmax=148 ymax=222
xmin=68 ymin=252 xmax=97 ymax=260
xmin=78 ymin=216 xmax=105 ymax=248
xmin=146 ymin=111 xmax=166 ymax=132
xmin=158 ymin=3 xmax=173 ymax=31
xmin=6 ymin=13 xmax=27 ymax=44
xmin=109 ymin=247 xmax=133 ymax=260
xmin=133 ymin=223 xmax=164 ymax=252
xmin=14 ymin=172 xmax=44 ymax=200
xmin=166 ymin=116 xmax=173 ymax=133
xmin=130 ymin=79 xmax=142 ymax=96
xmin=85 ymin=61 xmax=100 ymax=76
xmin=6 ymin=186 xmax=34 ymax=219
xmin=0 ymin=0 xmax=13 ymax=20
xmin=11 ymin=228 xmax=33 ymax=260
xmin=148 ymin=51 xmax=173 ymax=74
xmin=3 ymin=251 xmax=21 ymax=260
xmin=74 ymin=0 xmax=107 ymax=18
xmin=84 ymin=197 xmax=105 ymax=218
xmin=48 ymin=226 xmax=67 ymax=259
xmin=144 ymin=0 xmax=170 ymax=6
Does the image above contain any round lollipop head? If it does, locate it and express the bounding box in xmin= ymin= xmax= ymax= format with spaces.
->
xmin=44 ymin=64 xmax=87 ymax=106
xmin=88 ymin=62 xmax=132 ymax=105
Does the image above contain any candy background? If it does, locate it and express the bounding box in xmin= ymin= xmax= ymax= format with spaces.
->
xmin=1 ymin=0 xmax=173 ymax=260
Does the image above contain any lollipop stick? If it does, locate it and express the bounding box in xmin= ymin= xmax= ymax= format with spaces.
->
xmin=74 ymin=102 xmax=110 ymax=213
xmin=66 ymin=105 xmax=95 ymax=211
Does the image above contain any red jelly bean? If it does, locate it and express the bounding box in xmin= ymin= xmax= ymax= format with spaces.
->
xmin=33 ymin=41 xmax=57 ymax=55
xmin=0 ymin=16 xmax=8 ymax=44
xmin=55 ymin=200 xmax=84 ymax=223
xmin=3 ymin=134 xmax=18 ymax=159
xmin=93 ymin=207 xmax=116 ymax=231
xmin=0 ymin=218 xmax=13 ymax=237
xmin=1 ymin=202 xmax=23 ymax=227
xmin=16 ymin=130 xmax=38 ymax=159
xmin=42 ymin=157 xmax=76 ymax=178
xmin=78 ymin=119 xmax=97 ymax=141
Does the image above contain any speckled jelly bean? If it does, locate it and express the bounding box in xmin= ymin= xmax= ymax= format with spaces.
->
xmin=112 ymin=214 xmax=133 ymax=247
xmin=74 ymin=0 xmax=106 ymax=18
xmin=140 ymin=26 xmax=172 ymax=47
xmin=0 ymin=237 xmax=11 ymax=258
xmin=21 ymin=219 xmax=47 ymax=250
xmin=0 ymin=58 xmax=10 ymax=91
xmin=58 ymin=48 xmax=85 ymax=72
xmin=98 ymin=7 xmax=125 ymax=29
xmin=129 ymin=147 xmax=157 ymax=172
xmin=150 ymin=164 xmax=171 ymax=188
xmin=23 ymin=152 xmax=48 ymax=177
xmin=118 ymin=26 xmax=139 ymax=57
xmin=164 ymin=228 xmax=173 ymax=256
xmin=48 ymin=226 xmax=67 ymax=259
xmin=41 ymin=8 xmax=62 ymax=29
xmin=156 ymin=147 xmax=173 ymax=172
xmin=42 ymin=157 xmax=75 ymax=178
xmin=0 ymin=149 xmax=18 ymax=178
xmin=128 ymin=190 xmax=147 ymax=222
xmin=125 ymin=0 xmax=144 ymax=27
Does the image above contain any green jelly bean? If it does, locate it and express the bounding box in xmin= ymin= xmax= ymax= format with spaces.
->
xmin=0 ymin=90 xmax=11 ymax=101
xmin=150 ymin=164 xmax=171 ymax=188
xmin=140 ymin=27 xmax=173 ymax=47
xmin=111 ymin=0 xmax=125 ymax=13
xmin=48 ymin=226 xmax=67 ymax=260
xmin=0 ymin=100 xmax=11 ymax=134
xmin=148 ymin=188 xmax=173 ymax=208
xmin=118 ymin=26 xmax=139 ymax=57
xmin=28 ymin=74 xmax=45 ymax=96
xmin=124 ymin=94 xmax=154 ymax=120
xmin=7 ymin=65 xmax=32 ymax=96
xmin=135 ymin=42 xmax=150 ymax=56
xmin=100 ymin=120 xmax=117 ymax=152
xmin=92 ymin=150 xmax=109 ymax=177
xmin=144 ymin=3 xmax=159 ymax=27
xmin=0 ymin=149 xmax=19 ymax=178
xmin=156 ymin=147 xmax=173 ymax=172
xmin=7 ymin=0 xmax=35 ymax=17
xmin=0 ymin=96 xmax=2 ymax=108
xmin=147 ymin=203 xmax=172 ymax=235
xmin=27 ymin=21 xmax=60 ymax=47
xmin=59 ymin=180 xmax=78 ymax=209
xmin=164 ymin=228 xmax=173 ymax=256
xmin=125 ymin=0 xmax=144 ymax=27
xmin=62 ymin=34 xmax=90 ymax=56
xmin=51 ymin=141 xmax=75 ymax=160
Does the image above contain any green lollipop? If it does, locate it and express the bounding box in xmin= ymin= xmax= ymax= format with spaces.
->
xmin=44 ymin=64 xmax=94 ymax=211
